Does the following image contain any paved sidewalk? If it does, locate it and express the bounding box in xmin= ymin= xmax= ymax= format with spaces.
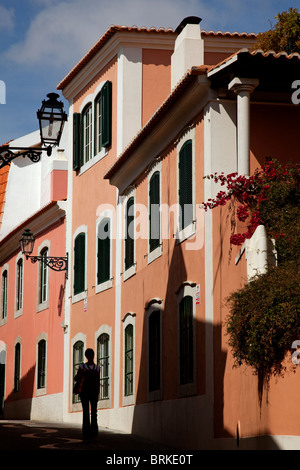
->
xmin=0 ymin=419 xmax=176 ymax=451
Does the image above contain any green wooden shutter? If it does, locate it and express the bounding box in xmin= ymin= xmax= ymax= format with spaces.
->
xmin=179 ymin=140 xmax=193 ymax=230
xmin=73 ymin=112 xmax=81 ymax=170
xmin=179 ymin=296 xmax=193 ymax=385
xmin=125 ymin=197 xmax=134 ymax=270
xmin=100 ymin=81 xmax=112 ymax=148
xmin=97 ymin=220 xmax=110 ymax=284
xmin=149 ymin=171 xmax=160 ymax=252
xmin=74 ymin=233 xmax=85 ymax=295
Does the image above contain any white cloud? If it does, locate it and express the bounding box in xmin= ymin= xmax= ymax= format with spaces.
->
xmin=3 ymin=0 xmax=211 ymax=69
xmin=0 ymin=5 xmax=15 ymax=31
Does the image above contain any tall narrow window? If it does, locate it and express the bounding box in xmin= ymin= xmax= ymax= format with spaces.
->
xmin=95 ymin=81 xmax=112 ymax=150
xmin=179 ymin=296 xmax=194 ymax=385
xmin=124 ymin=324 xmax=134 ymax=397
xmin=74 ymin=233 xmax=85 ymax=295
xmin=149 ymin=171 xmax=160 ymax=253
xmin=95 ymin=92 xmax=102 ymax=155
xmin=179 ymin=140 xmax=193 ymax=231
xmin=73 ymin=340 xmax=84 ymax=403
xmin=1 ymin=270 xmax=8 ymax=320
xmin=97 ymin=219 xmax=110 ymax=285
xmin=14 ymin=342 xmax=21 ymax=393
xmin=16 ymin=259 xmax=23 ymax=311
xmin=37 ymin=339 xmax=46 ymax=389
xmin=148 ymin=310 xmax=161 ymax=392
xmin=39 ymin=248 xmax=49 ymax=304
xmin=97 ymin=334 xmax=109 ymax=400
xmin=125 ymin=197 xmax=134 ymax=271
xmin=82 ymin=104 xmax=92 ymax=164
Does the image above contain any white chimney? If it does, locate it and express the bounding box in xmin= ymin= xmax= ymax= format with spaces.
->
xmin=171 ymin=16 xmax=204 ymax=89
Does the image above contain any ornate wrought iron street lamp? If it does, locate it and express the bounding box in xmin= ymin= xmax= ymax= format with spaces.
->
xmin=0 ymin=93 xmax=67 ymax=169
xmin=20 ymin=228 xmax=68 ymax=276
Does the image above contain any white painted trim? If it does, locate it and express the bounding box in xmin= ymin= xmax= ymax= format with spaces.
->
xmin=123 ymin=187 xmax=136 ymax=281
xmin=72 ymin=225 xmax=88 ymax=303
xmin=35 ymin=332 xmax=48 ymax=397
xmin=176 ymin=282 xmax=197 ymax=397
xmin=14 ymin=253 xmax=24 ymax=318
xmin=36 ymin=239 xmax=50 ymax=312
xmin=147 ymin=160 xmax=162 ymax=264
xmin=70 ymin=332 xmax=86 ymax=412
xmin=95 ymin=211 xmax=113 ymax=294
xmin=176 ymin=126 xmax=196 ymax=244
xmin=0 ymin=264 xmax=9 ymax=326
xmin=122 ymin=313 xmax=135 ymax=406
xmin=146 ymin=299 xmax=163 ymax=402
xmin=95 ymin=324 xmax=112 ymax=409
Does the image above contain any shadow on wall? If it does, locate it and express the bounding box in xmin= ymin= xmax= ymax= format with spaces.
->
xmin=3 ymin=365 xmax=36 ymax=420
xmin=129 ymin=234 xmax=280 ymax=450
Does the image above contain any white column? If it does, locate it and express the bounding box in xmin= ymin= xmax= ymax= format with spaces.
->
xmin=228 ymin=77 xmax=259 ymax=176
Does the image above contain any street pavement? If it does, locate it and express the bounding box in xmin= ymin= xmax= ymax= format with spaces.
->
xmin=0 ymin=419 xmax=176 ymax=452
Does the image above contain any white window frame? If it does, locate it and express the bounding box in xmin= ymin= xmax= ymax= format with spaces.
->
xmin=70 ymin=333 xmax=86 ymax=411
xmin=176 ymin=126 xmax=196 ymax=244
xmin=78 ymin=83 xmax=108 ymax=175
xmin=15 ymin=253 xmax=24 ymax=318
xmin=72 ymin=225 xmax=88 ymax=304
xmin=36 ymin=332 xmax=48 ymax=396
xmin=95 ymin=211 xmax=113 ymax=294
xmin=95 ymin=324 xmax=112 ymax=409
xmin=122 ymin=312 xmax=135 ymax=406
xmin=36 ymin=240 xmax=50 ymax=312
xmin=147 ymin=160 xmax=162 ymax=264
xmin=0 ymin=264 xmax=9 ymax=326
xmin=146 ymin=298 xmax=163 ymax=402
xmin=177 ymin=282 xmax=197 ymax=397
xmin=123 ymin=187 xmax=136 ymax=281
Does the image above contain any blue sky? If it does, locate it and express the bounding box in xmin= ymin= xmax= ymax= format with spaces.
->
xmin=0 ymin=0 xmax=296 ymax=144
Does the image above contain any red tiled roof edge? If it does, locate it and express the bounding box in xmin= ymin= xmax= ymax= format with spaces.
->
xmin=104 ymin=65 xmax=210 ymax=180
xmin=57 ymin=25 xmax=257 ymax=91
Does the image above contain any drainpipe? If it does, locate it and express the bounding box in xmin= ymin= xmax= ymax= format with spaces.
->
xmin=228 ymin=77 xmax=259 ymax=176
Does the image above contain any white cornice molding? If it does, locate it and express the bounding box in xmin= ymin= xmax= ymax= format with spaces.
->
xmin=0 ymin=201 xmax=66 ymax=263
xmin=62 ymin=31 xmax=175 ymax=101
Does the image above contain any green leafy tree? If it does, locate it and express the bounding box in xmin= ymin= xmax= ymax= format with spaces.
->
xmin=203 ymin=159 xmax=300 ymax=390
xmin=254 ymin=7 xmax=300 ymax=54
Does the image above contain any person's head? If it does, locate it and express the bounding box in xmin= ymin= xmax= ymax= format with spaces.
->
xmin=85 ymin=348 xmax=95 ymax=361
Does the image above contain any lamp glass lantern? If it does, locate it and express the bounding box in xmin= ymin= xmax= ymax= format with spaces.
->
xmin=19 ymin=229 xmax=35 ymax=257
xmin=37 ymin=93 xmax=67 ymax=149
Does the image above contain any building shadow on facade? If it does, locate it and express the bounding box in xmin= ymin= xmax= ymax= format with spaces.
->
xmin=130 ymin=233 xmax=279 ymax=449
xmin=2 ymin=365 xmax=36 ymax=420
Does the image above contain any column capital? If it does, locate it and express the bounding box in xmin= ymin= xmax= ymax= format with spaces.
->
xmin=228 ymin=77 xmax=259 ymax=94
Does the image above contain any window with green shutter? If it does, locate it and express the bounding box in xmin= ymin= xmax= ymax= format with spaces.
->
xmin=94 ymin=80 xmax=112 ymax=153
xmin=74 ymin=233 xmax=85 ymax=295
xmin=148 ymin=310 xmax=161 ymax=392
xmin=100 ymin=81 xmax=112 ymax=148
xmin=97 ymin=219 xmax=110 ymax=284
xmin=179 ymin=140 xmax=193 ymax=231
xmin=149 ymin=171 xmax=160 ymax=253
xmin=125 ymin=197 xmax=134 ymax=271
xmin=37 ymin=339 xmax=46 ymax=389
xmin=97 ymin=333 xmax=110 ymax=400
xmin=73 ymin=112 xmax=81 ymax=170
xmin=82 ymin=103 xmax=92 ymax=164
xmin=73 ymin=340 xmax=84 ymax=403
xmin=124 ymin=324 xmax=133 ymax=396
xmin=179 ymin=296 xmax=193 ymax=385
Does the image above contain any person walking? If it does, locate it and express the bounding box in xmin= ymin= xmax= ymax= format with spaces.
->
xmin=74 ymin=348 xmax=100 ymax=442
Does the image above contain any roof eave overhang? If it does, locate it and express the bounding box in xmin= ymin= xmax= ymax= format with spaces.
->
xmin=207 ymin=49 xmax=300 ymax=99
xmin=106 ymin=73 xmax=212 ymax=194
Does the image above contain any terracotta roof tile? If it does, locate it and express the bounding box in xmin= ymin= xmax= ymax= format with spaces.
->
xmin=57 ymin=25 xmax=257 ymax=91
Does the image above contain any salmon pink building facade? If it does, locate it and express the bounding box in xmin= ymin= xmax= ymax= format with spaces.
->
xmin=0 ymin=129 xmax=68 ymax=421
xmin=1 ymin=16 xmax=299 ymax=450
